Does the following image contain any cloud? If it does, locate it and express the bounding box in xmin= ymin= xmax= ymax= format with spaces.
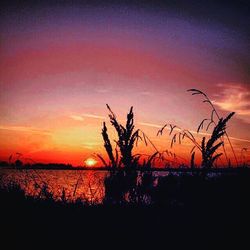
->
xmin=138 ymin=121 xmax=250 ymax=143
xmin=139 ymin=91 xmax=153 ymax=96
xmin=81 ymin=113 xmax=106 ymax=120
xmin=138 ymin=122 xmax=162 ymax=128
xmin=69 ymin=115 xmax=85 ymax=121
xmin=213 ymin=83 xmax=250 ymax=123
xmin=82 ymin=141 xmax=102 ymax=149
xmin=70 ymin=113 xmax=106 ymax=121
xmin=0 ymin=125 xmax=52 ymax=135
xmin=95 ymin=88 xmax=110 ymax=93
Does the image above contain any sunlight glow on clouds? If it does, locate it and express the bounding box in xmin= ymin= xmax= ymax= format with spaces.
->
xmin=70 ymin=113 xmax=106 ymax=122
xmin=0 ymin=125 xmax=52 ymax=135
xmin=214 ymin=83 xmax=250 ymax=123
xmin=69 ymin=115 xmax=85 ymax=121
xmin=81 ymin=114 xmax=106 ymax=120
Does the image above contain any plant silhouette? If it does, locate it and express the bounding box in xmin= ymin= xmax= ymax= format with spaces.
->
xmin=98 ymin=104 xmax=142 ymax=169
xmin=158 ymin=89 xmax=236 ymax=169
xmin=200 ymin=112 xmax=235 ymax=169
xmin=187 ymin=88 xmax=238 ymax=166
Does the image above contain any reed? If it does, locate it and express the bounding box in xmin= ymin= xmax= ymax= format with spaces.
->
xmin=99 ymin=105 xmax=161 ymax=204
xmin=158 ymin=89 xmax=236 ymax=169
xmin=200 ymin=111 xmax=235 ymax=169
xmin=99 ymin=104 xmax=158 ymax=169
xmin=187 ymin=88 xmax=238 ymax=166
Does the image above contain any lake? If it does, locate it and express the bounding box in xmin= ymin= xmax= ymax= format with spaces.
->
xmin=0 ymin=169 xmax=109 ymax=203
xmin=1 ymin=168 xmax=228 ymax=204
xmin=0 ymin=169 xmax=172 ymax=203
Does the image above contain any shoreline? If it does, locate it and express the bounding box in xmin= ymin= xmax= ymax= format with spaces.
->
xmin=1 ymin=166 xmax=249 ymax=172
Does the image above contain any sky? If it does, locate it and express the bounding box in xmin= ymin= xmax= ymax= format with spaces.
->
xmin=0 ymin=0 xmax=250 ymax=166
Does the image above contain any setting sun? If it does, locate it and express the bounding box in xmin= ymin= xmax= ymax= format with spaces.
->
xmin=84 ymin=158 xmax=97 ymax=167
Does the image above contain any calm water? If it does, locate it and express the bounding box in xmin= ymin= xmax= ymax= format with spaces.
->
xmin=0 ymin=169 xmax=109 ymax=203
xmin=0 ymin=169 xmax=172 ymax=203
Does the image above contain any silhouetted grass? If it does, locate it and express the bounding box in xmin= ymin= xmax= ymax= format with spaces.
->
xmin=1 ymin=168 xmax=249 ymax=206
xmin=158 ymin=89 xmax=238 ymax=171
xmin=98 ymin=105 xmax=145 ymax=169
xmin=188 ymin=88 xmax=238 ymax=166
xmin=1 ymin=166 xmax=249 ymax=249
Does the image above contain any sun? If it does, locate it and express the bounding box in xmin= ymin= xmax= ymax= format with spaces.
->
xmin=84 ymin=158 xmax=97 ymax=167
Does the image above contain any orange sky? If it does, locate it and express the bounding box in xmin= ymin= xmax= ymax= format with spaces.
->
xmin=0 ymin=4 xmax=249 ymax=166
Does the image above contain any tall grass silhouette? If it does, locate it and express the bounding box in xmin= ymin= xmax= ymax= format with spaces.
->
xmin=158 ymin=89 xmax=236 ymax=169
xmin=97 ymin=105 xmax=141 ymax=169
xmin=98 ymin=105 xmax=159 ymax=204
xmin=98 ymin=104 xmax=160 ymax=169
xmin=200 ymin=112 xmax=234 ymax=169
xmin=188 ymin=89 xmax=238 ymax=166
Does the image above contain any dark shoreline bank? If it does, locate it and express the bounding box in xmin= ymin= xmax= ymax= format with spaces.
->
xmin=1 ymin=169 xmax=249 ymax=249
xmin=1 ymin=166 xmax=250 ymax=172
xmin=1 ymin=190 xmax=248 ymax=249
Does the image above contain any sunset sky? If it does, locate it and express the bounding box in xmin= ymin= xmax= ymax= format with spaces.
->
xmin=0 ymin=0 xmax=249 ymax=166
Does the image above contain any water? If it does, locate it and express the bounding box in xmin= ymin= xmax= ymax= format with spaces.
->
xmin=0 ymin=169 xmax=109 ymax=203
xmin=0 ymin=168 xmax=175 ymax=203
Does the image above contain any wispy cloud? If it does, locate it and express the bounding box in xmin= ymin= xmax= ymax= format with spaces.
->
xmin=69 ymin=113 xmax=106 ymax=121
xmin=138 ymin=122 xmax=162 ymax=128
xmin=0 ymin=125 xmax=52 ymax=135
xmin=95 ymin=88 xmax=110 ymax=93
xmin=213 ymin=83 xmax=250 ymax=123
xmin=82 ymin=141 xmax=102 ymax=149
xmin=138 ymin=121 xmax=250 ymax=143
xmin=69 ymin=115 xmax=85 ymax=121
xmin=81 ymin=113 xmax=106 ymax=119
xmin=139 ymin=91 xmax=153 ymax=96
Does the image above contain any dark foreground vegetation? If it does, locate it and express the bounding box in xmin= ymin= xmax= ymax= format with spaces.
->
xmin=1 ymin=169 xmax=250 ymax=249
